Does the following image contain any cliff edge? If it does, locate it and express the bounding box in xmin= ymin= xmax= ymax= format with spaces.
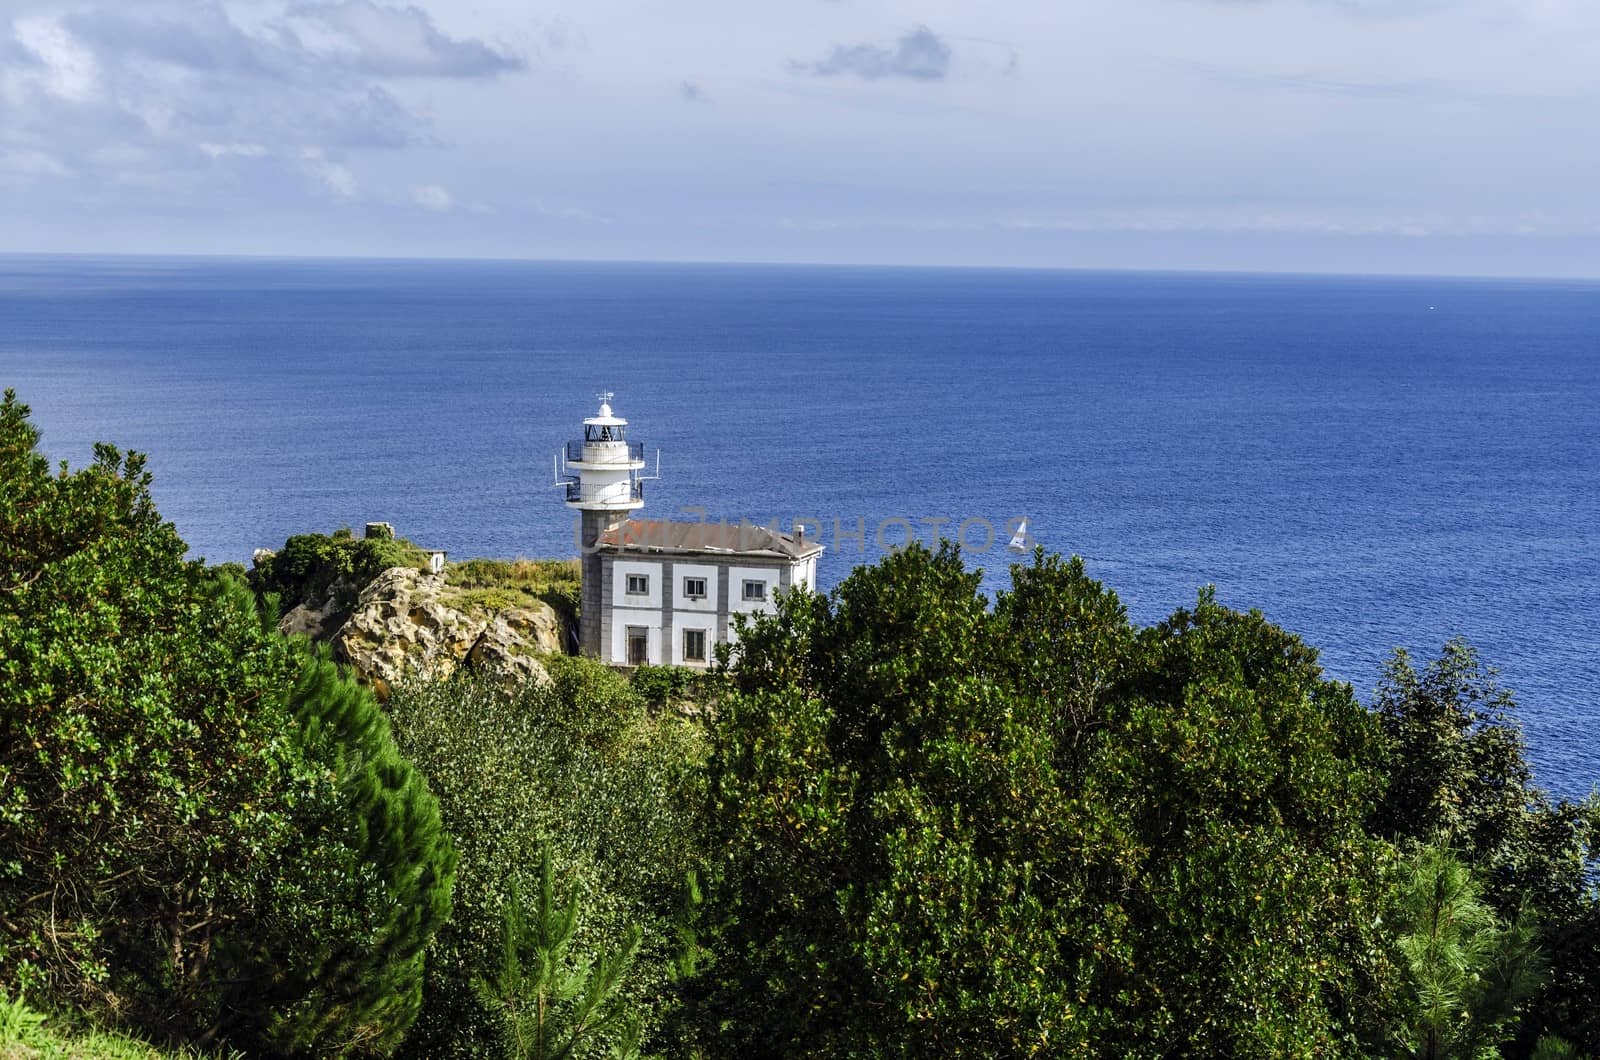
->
xmin=254 ymin=528 xmax=577 ymax=699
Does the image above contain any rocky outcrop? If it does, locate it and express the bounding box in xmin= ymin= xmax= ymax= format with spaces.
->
xmin=466 ymin=606 xmax=564 ymax=681
xmin=278 ymin=583 xmax=353 ymax=641
xmin=278 ymin=566 xmax=562 ymax=699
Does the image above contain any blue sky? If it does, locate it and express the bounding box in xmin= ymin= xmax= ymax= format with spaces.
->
xmin=3 ymin=0 xmax=1599 ymax=275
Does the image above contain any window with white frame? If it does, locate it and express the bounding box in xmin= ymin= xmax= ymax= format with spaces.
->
xmin=625 ymin=573 xmax=649 ymax=595
xmin=742 ymin=579 xmax=767 ymax=602
xmin=683 ymin=628 xmax=707 ymax=663
xmin=683 ymin=576 xmax=707 ymax=599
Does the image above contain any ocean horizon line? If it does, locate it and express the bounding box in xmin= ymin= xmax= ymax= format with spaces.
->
xmin=5 ymin=247 xmax=1600 ymax=287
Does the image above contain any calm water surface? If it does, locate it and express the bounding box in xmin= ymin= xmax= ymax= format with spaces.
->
xmin=3 ymin=255 xmax=1597 ymax=797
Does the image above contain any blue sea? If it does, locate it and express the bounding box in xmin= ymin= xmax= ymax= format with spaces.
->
xmin=3 ymin=254 xmax=1597 ymax=799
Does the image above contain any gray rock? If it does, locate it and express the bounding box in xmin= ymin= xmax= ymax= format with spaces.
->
xmin=276 ymin=576 xmax=356 ymax=640
xmin=327 ymin=567 xmax=555 ymax=699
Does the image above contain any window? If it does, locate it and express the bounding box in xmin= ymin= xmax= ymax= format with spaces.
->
xmin=626 ymin=626 xmax=648 ymax=666
xmin=742 ymin=579 xmax=767 ymax=602
xmin=683 ymin=628 xmax=707 ymax=663
xmin=683 ymin=576 xmax=707 ymax=599
xmin=625 ymin=573 xmax=649 ymax=595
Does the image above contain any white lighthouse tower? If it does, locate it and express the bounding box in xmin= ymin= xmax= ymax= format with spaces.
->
xmin=556 ymin=393 xmax=651 ymax=657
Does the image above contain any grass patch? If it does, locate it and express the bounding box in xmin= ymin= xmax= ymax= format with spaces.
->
xmin=444 ymin=557 xmax=581 ymax=626
xmin=0 ymin=993 xmax=238 ymax=1060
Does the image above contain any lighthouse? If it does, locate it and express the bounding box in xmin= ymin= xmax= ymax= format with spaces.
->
xmin=558 ymin=393 xmax=649 ymax=657
xmin=555 ymin=396 xmax=822 ymax=667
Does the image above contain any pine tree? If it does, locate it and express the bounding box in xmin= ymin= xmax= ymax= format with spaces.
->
xmin=474 ymin=847 xmax=643 ymax=1060
xmin=1394 ymin=845 xmax=1543 ymax=1059
xmin=253 ymin=642 xmax=458 ymax=1055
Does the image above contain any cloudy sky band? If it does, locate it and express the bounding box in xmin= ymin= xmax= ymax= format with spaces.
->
xmin=3 ymin=0 xmax=1599 ymax=275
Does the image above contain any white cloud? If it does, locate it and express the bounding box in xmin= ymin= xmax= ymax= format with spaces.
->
xmin=200 ymin=142 xmax=269 ymax=159
xmin=0 ymin=147 xmax=69 ymax=176
xmin=0 ymin=1 xmax=523 ymax=207
xmin=280 ymin=1 xmax=524 ymax=77
xmin=412 ymin=182 xmax=452 ymax=210
xmin=13 ymin=15 xmax=97 ymax=102
xmin=794 ymin=26 xmax=953 ymax=82
xmin=302 ymin=147 xmax=357 ymax=198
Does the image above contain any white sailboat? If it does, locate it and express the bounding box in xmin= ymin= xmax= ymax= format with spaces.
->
xmin=1007 ymin=518 xmax=1029 ymax=551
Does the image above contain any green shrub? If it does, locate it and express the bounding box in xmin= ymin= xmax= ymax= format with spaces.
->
xmin=629 ymin=665 xmax=705 ymax=709
xmin=0 ymin=992 xmax=232 ymax=1059
xmin=697 ymin=544 xmax=1397 ymax=1057
xmin=250 ymin=530 xmax=429 ymax=613
xmin=0 ymin=392 xmax=452 ymax=1057
xmin=387 ymin=658 xmax=704 ymax=1059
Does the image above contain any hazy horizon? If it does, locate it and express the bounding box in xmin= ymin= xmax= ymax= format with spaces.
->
xmin=8 ymin=247 xmax=1600 ymax=285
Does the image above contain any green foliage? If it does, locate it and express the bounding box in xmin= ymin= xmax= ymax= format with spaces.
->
xmin=1392 ymin=846 xmax=1543 ymax=1059
xmin=0 ymin=991 xmax=243 ymax=1059
xmin=628 ymin=665 xmax=713 ymax=710
xmin=445 ymin=558 xmax=580 ymax=626
xmin=666 ymin=870 xmax=707 ymax=986
xmin=474 ymin=849 xmax=644 ymax=1060
xmin=0 ymin=992 xmax=181 ymax=1059
xmin=240 ymin=644 xmax=457 ymax=1056
xmin=697 ymin=544 xmax=1397 ymax=1057
xmin=1372 ymin=642 xmax=1600 ymax=1053
xmin=207 ymin=560 xmax=248 ymax=584
xmin=251 ymin=529 xmax=429 ymax=613
xmin=1531 ymin=1036 xmax=1579 ymax=1060
xmin=387 ymin=659 xmax=704 ymax=1059
xmin=0 ymin=391 xmax=451 ymax=1056
xmin=1097 ymin=587 xmax=1398 ymax=1056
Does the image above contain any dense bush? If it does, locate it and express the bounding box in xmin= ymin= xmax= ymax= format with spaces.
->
xmin=250 ymin=527 xmax=428 ymax=613
xmin=688 ymin=545 xmax=1600 ymax=1057
xmin=1370 ymin=642 xmax=1600 ymax=1054
xmin=693 ymin=545 xmax=1402 ymax=1056
xmin=628 ymin=664 xmax=724 ymax=710
xmin=0 ymin=391 xmax=453 ymax=1056
xmin=387 ymin=659 xmax=704 ymax=1059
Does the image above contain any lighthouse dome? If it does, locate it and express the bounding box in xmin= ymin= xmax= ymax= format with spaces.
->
xmin=584 ymin=394 xmax=626 ymax=428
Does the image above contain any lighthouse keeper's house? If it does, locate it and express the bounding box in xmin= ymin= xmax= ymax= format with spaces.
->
xmin=556 ymin=397 xmax=822 ymax=668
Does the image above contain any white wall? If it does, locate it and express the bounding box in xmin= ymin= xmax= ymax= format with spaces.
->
xmin=671 ymin=563 xmax=719 ymax=612
xmin=600 ymin=555 xmax=820 ymax=666
xmin=611 ymin=559 xmax=662 ymax=609
xmin=729 ymin=566 xmax=780 ymax=615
